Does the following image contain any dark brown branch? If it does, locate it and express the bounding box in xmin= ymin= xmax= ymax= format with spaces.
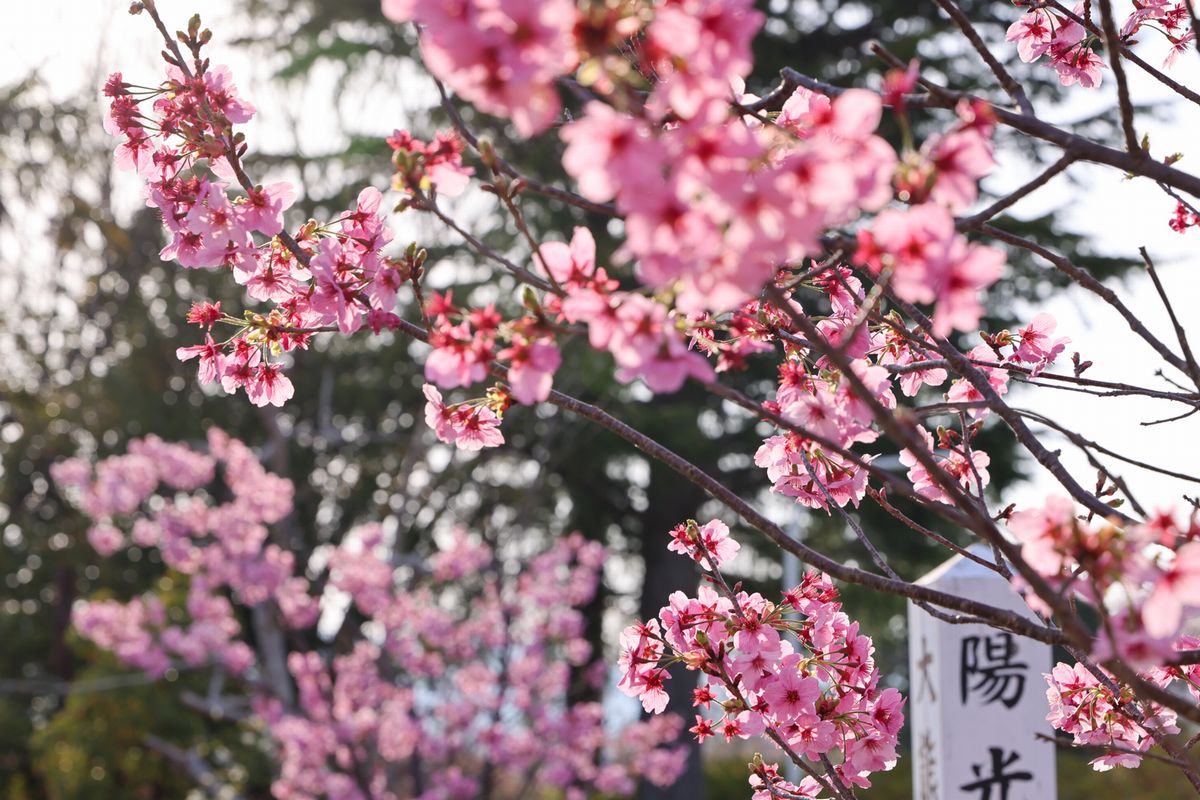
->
xmin=762 ymin=286 xmax=1088 ymax=643
xmin=886 ymin=356 xmax=1199 ymax=405
xmin=799 ymin=450 xmax=995 ymax=628
xmin=847 ymin=46 xmax=1200 ymax=199
xmin=1017 ymin=407 xmax=1200 ymax=485
xmin=1097 ymin=0 xmax=1142 ymax=156
xmin=1035 ymin=732 xmax=1198 ymax=770
xmin=868 ymin=487 xmax=1006 ymax=572
xmin=1016 ymin=409 xmax=1149 ymax=517
xmin=703 ymin=370 xmax=985 ymax=533
xmin=541 ymin=382 xmax=1068 ymax=644
xmin=413 ymin=190 xmax=559 ymax=293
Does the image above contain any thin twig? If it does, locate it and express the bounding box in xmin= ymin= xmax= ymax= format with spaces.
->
xmin=432 ymin=76 xmax=618 ymax=218
xmin=932 ymin=0 xmax=1036 ymax=115
xmin=1140 ymin=246 xmax=1200 ymax=389
xmin=972 ymin=222 xmax=1194 ymax=377
xmin=1016 ymin=407 xmax=1200 ymax=484
xmin=961 ymin=154 xmax=1075 ymax=225
xmin=1035 ymin=732 xmax=1198 ymax=770
xmin=882 ymin=286 xmax=1137 ymax=526
xmin=799 ymin=449 xmax=994 ymax=628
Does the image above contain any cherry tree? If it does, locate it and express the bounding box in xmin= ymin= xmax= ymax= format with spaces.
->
xmin=73 ymin=0 xmax=1200 ymax=795
xmin=53 ymin=430 xmax=686 ymax=799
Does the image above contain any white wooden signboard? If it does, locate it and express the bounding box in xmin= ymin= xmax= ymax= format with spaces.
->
xmin=907 ymin=545 xmax=1056 ymax=800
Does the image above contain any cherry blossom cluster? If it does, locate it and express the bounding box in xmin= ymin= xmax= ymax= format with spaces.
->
xmin=52 ymin=430 xmax=304 ymax=677
xmin=382 ymin=0 xmax=1007 ymax=326
xmin=54 ymin=433 xmax=685 ymax=799
xmin=895 ymin=97 xmax=996 ymax=211
xmin=899 ymin=425 xmax=991 ymax=505
xmin=753 ymin=356 xmax=891 ymax=511
xmin=751 ymin=312 xmax=912 ymax=512
xmin=1044 ymin=654 xmax=1197 ymax=771
xmin=1007 ymin=0 xmax=1194 ymax=87
xmin=562 ymin=84 xmax=898 ymax=315
xmin=1006 ymin=4 xmax=1107 ymax=87
xmin=702 ymin=272 xmax=903 ymax=512
xmin=997 ymin=427 xmax=1200 ymax=776
xmin=413 ymin=288 xmax=557 ymax=452
xmin=988 ymin=311 xmax=1072 ymax=377
xmin=1008 ymin=498 xmax=1200 ymax=664
xmin=855 ymin=202 xmax=1003 ymax=339
xmin=896 ymin=313 xmax=1071 ymax=502
xmin=380 ymin=0 xmax=765 ymax=141
xmin=381 ymin=0 xmax=579 ymax=136
xmin=261 ymin=527 xmax=685 ymax=799
xmin=422 ymin=383 xmax=508 ymax=451
xmin=1169 ymin=201 xmax=1200 ymax=232
xmin=422 ymin=290 xmax=562 ymax=403
xmin=620 ymin=519 xmax=904 ymax=795
xmin=415 ymin=224 xmax=718 ymax=450
xmin=107 ymin=8 xmax=1013 ymax=444
xmin=727 ymin=265 xmax=1071 ymax=511
xmin=104 ymin=49 xmax=417 ymax=408
xmin=387 ymin=128 xmax=474 ymax=199
xmin=543 ymin=226 xmax=714 ymax=392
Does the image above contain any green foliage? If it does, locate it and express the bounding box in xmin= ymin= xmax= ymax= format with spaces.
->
xmin=28 ymin=650 xmax=273 ymax=800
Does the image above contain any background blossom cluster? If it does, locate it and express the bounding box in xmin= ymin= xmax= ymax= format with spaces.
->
xmin=55 ymin=434 xmax=686 ymax=800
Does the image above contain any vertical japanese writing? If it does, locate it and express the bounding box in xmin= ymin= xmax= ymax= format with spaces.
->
xmin=917 ymin=634 xmax=938 ymax=703
xmin=919 ymin=731 xmax=940 ymax=800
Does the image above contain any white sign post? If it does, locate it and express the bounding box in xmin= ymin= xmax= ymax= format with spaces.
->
xmin=908 ymin=545 xmax=1056 ymax=800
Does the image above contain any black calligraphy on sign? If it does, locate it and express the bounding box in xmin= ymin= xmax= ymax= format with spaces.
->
xmin=960 ymin=632 xmax=1027 ymax=707
xmin=960 ymin=748 xmax=1033 ymax=800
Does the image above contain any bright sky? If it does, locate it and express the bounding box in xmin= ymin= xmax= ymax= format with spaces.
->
xmin=6 ymin=0 xmax=1199 ymax=517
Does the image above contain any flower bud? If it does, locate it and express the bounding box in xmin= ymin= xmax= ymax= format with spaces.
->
xmin=478 ymin=137 xmax=498 ymax=172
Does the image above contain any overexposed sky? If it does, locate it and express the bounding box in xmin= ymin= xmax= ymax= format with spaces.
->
xmin=5 ymin=0 xmax=1198 ymax=517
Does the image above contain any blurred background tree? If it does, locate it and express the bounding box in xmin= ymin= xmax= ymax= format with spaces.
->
xmin=0 ymin=0 xmax=1141 ymax=797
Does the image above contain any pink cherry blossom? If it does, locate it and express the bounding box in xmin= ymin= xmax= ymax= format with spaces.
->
xmin=1141 ymin=543 xmax=1200 ymax=638
xmin=421 ymin=383 xmax=506 ymax=451
xmin=246 ymin=363 xmax=295 ymax=407
xmin=500 ymin=337 xmax=561 ymax=405
xmin=176 ymin=335 xmax=226 ymax=384
xmin=1007 ymin=9 xmax=1055 ymax=63
xmin=667 ymin=519 xmax=741 ymax=569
